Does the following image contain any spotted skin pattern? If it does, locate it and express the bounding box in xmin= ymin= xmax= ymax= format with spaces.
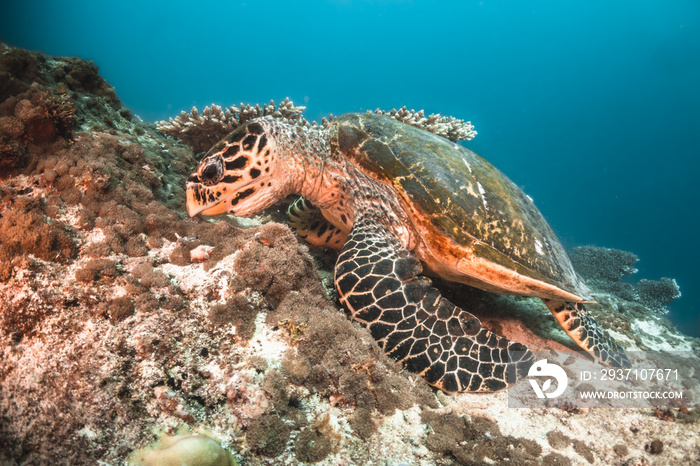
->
xmin=186 ymin=121 xmax=275 ymax=217
xmin=544 ymin=300 xmax=630 ymax=368
xmin=335 ymin=214 xmax=535 ymax=393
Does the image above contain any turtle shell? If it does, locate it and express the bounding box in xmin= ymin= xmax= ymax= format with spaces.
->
xmin=333 ymin=112 xmax=588 ymax=299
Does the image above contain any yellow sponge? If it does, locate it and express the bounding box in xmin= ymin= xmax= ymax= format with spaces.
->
xmin=128 ymin=432 xmax=237 ymax=466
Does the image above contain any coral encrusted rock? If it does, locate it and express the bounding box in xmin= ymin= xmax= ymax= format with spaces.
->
xmin=1 ymin=43 xmax=699 ymax=466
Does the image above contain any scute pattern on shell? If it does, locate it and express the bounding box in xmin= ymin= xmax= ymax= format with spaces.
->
xmin=333 ymin=113 xmax=588 ymax=298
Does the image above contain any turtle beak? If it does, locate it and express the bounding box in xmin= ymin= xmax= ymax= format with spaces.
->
xmin=186 ymin=182 xmax=230 ymax=217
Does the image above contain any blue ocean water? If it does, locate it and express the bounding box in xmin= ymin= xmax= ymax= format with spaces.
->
xmin=2 ymin=1 xmax=699 ymax=336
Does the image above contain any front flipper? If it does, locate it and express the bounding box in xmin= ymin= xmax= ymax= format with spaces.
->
xmin=544 ymin=300 xmax=630 ymax=368
xmin=287 ymin=197 xmax=346 ymax=249
xmin=335 ymin=214 xmax=534 ymax=393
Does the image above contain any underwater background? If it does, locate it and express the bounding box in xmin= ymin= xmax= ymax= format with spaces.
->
xmin=1 ymin=0 xmax=698 ymax=336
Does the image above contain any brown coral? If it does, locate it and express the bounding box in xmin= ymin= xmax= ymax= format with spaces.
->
xmin=0 ymin=198 xmax=78 ymax=281
xmin=0 ymin=116 xmax=24 ymax=138
xmin=12 ymin=88 xmax=76 ymax=142
xmin=0 ymin=84 xmax=76 ymax=173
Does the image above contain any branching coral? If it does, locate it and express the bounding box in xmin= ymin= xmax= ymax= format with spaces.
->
xmin=158 ymin=98 xmax=476 ymax=152
xmin=369 ymin=106 xmax=477 ymax=141
xmin=636 ymin=278 xmax=681 ymax=314
xmin=570 ymin=246 xmax=639 ymax=283
xmin=569 ymin=246 xmax=682 ymax=315
xmin=157 ymin=98 xmax=307 ymax=153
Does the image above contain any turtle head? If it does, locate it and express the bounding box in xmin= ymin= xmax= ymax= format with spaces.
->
xmin=186 ymin=120 xmax=287 ymax=217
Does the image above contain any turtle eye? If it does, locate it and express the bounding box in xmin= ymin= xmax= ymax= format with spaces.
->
xmin=199 ymin=155 xmax=224 ymax=186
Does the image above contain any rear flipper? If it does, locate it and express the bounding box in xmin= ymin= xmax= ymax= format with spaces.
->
xmin=287 ymin=197 xmax=346 ymax=249
xmin=544 ymin=300 xmax=630 ymax=368
xmin=335 ymin=213 xmax=534 ymax=393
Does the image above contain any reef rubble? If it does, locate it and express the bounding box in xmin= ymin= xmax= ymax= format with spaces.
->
xmin=1 ymin=43 xmax=699 ymax=465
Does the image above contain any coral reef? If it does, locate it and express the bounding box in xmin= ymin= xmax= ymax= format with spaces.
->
xmin=636 ymin=277 xmax=681 ymax=312
xmin=157 ymin=98 xmax=308 ymax=154
xmin=369 ymin=106 xmax=477 ymax=141
xmin=0 ymin=83 xmax=76 ymax=173
xmin=1 ymin=43 xmax=699 ymax=465
xmin=421 ymin=409 xmax=543 ymax=463
xmin=570 ymin=246 xmax=682 ymax=315
xmin=157 ymin=100 xmax=476 ymax=154
xmin=569 ymin=246 xmax=639 ymax=284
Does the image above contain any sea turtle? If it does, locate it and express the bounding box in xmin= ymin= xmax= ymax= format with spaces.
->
xmin=185 ymin=113 xmax=629 ymax=393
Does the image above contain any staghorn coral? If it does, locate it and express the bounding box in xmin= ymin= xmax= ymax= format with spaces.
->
xmin=569 ymin=245 xmax=639 ymax=302
xmin=636 ymin=277 xmax=681 ymax=314
xmin=570 ymin=245 xmax=639 ymax=284
xmin=158 ymin=99 xmax=476 ymax=153
xmin=157 ymin=98 xmax=307 ymax=153
xmin=569 ymin=245 xmax=682 ymax=315
xmin=370 ymin=106 xmax=477 ymax=141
